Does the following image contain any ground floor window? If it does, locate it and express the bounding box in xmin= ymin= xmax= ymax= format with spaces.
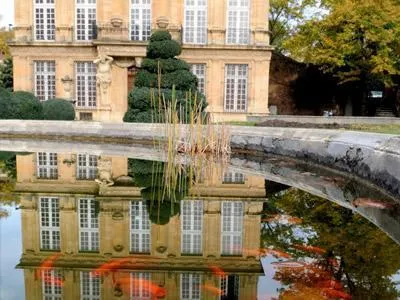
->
xmin=191 ymin=64 xmax=206 ymax=96
xmin=76 ymin=62 xmax=97 ymax=108
xmin=224 ymin=64 xmax=248 ymax=112
xmin=34 ymin=61 xmax=56 ymax=101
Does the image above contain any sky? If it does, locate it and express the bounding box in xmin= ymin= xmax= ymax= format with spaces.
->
xmin=0 ymin=0 xmax=14 ymax=28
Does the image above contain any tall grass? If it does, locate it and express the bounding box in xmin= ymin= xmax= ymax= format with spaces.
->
xmin=148 ymin=62 xmax=231 ymax=202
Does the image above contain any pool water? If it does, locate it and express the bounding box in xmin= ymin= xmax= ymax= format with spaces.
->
xmin=0 ymin=149 xmax=399 ymax=300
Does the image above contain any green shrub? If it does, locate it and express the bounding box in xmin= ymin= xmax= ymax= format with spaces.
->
xmin=141 ymin=58 xmax=190 ymax=74
xmin=161 ymin=70 xmax=198 ymax=91
xmin=12 ymin=91 xmax=43 ymax=120
xmin=145 ymin=199 xmax=180 ymax=225
xmin=147 ymin=40 xmax=182 ymax=59
xmin=42 ymin=98 xmax=75 ymax=120
xmin=123 ymin=108 xmax=155 ymax=123
xmin=0 ymin=87 xmax=17 ymax=119
xmin=134 ymin=71 xmax=158 ymax=88
xmin=150 ymin=30 xmax=172 ymax=42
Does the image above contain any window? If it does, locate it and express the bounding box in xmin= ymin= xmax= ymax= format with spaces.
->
xmin=77 ymin=154 xmax=98 ymax=180
xmin=226 ymin=0 xmax=250 ymax=44
xmin=181 ymin=201 xmax=203 ymax=255
xmin=81 ymin=271 xmax=101 ymax=300
xmin=34 ymin=0 xmax=55 ymax=41
xmin=76 ymin=0 xmax=97 ymax=41
xmin=76 ymin=62 xmax=97 ymax=108
xmin=222 ymin=172 xmax=245 ymax=184
xmin=40 ymin=197 xmax=60 ymax=250
xmin=221 ymin=202 xmax=243 ymax=255
xmin=224 ymin=64 xmax=248 ymax=112
xmin=37 ymin=152 xmax=58 ymax=179
xmin=220 ymin=275 xmax=240 ymax=300
xmin=34 ymin=61 xmax=56 ymax=102
xmin=191 ymin=64 xmax=206 ymax=95
xmin=42 ymin=270 xmax=63 ymax=299
xmin=184 ymin=0 xmax=207 ymax=44
xmin=130 ymin=0 xmax=152 ymax=41
xmin=130 ymin=201 xmax=151 ymax=253
xmin=181 ymin=273 xmax=201 ymax=300
xmin=130 ymin=273 xmax=151 ymax=299
xmin=79 ymin=198 xmax=99 ymax=252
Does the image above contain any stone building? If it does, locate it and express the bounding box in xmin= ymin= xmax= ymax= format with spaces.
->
xmin=10 ymin=0 xmax=272 ymax=122
xmin=15 ymin=152 xmax=266 ymax=299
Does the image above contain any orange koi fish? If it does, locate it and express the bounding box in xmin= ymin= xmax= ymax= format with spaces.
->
xmin=321 ymin=288 xmax=352 ymax=299
xmin=202 ymin=284 xmax=224 ymax=296
xmin=316 ymin=279 xmax=344 ymax=291
xmin=265 ymin=248 xmax=292 ymax=259
xmin=117 ymin=277 xmax=167 ymax=298
xmin=292 ymin=244 xmax=326 ymax=255
xmin=35 ymin=254 xmax=62 ymax=279
xmin=91 ymin=258 xmax=131 ymax=276
xmin=208 ymin=265 xmax=227 ymax=277
xmin=352 ymin=198 xmax=393 ymax=209
xmin=271 ymin=261 xmax=307 ymax=269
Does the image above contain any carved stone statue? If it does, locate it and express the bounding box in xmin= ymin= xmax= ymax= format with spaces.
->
xmin=95 ymin=157 xmax=114 ymax=187
xmin=94 ymin=54 xmax=114 ymax=106
xmin=61 ymin=75 xmax=73 ymax=101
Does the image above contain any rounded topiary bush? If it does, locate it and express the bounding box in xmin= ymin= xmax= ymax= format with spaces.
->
xmin=147 ymin=39 xmax=181 ymax=59
xmin=150 ymin=30 xmax=172 ymax=42
xmin=12 ymin=91 xmax=43 ymax=120
xmin=134 ymin=71 xmax=158 ymax=88
xmin=141 ymin=58 xmax=190 ymax=74
xmin=161 ymin=70 xmax=198 ymax=91
xmin=0 ymin=87 xmax=17 ymax=119
xmin=42 ymin=98 xmax=75 ymax=120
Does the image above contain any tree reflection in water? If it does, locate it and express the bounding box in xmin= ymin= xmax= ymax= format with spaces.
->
xmin=262 ymin=189 xmax=400 ymax=299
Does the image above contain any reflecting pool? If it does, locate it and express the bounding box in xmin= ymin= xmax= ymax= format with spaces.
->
xmin=0 ymin=149 xmax=399 ymax=300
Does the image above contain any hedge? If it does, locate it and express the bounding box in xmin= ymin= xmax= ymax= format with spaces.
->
xmin=42 ymin=98 xmax=75 ymax=120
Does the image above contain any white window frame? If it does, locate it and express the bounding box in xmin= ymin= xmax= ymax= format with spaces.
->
xmin=39 ymin=197 xmax=60 ymax=250
xmin=183 ymin=0 xmax=208 ymax=44
xmin=80 ymin=271 xmax=101 ymax=300
xmin=221 ymin=201 xmax=243 ymax=255
xmin=224 ymin=64 xmax=248 ymax=112
xmin=34 ymin=61 xmax=56 ymax=102
xmin=77 ymin=154 xmax=98 ymax=180
xmin=37 ymin=152 xmax=58 ymax=179
xmin=130 ymin=273 xmax=151 ymax=299
xmin=79 ymin=198 xmax=99 ymax=252
xmin=130 ymin=0 xmax=152 ymax=41
xmin=180 ymin=273 xmax=201 ymax=300
xmin=222 ymin=171 xmax=245 ymax=184
xmin=130 ymin=201 xmax=151 ymax=253
xmin=42 ymin=269 xmax=63 ymax=299
xmin=191 ymin=64 xmax=206 ymax=96
xmin=220 ymin=275 xmax=240 ymax=299
xmin=75 ymin=62 xmax=97 ymax=108
xmin=226 ymin=0 xmax=250 ymax=45
xmin=34 ymin=0 xmax=55 ymax=41
xmin=75 ymin=0 xmax=97 ymax=41
xmin=181 ymin=200 xmax=203 ymax=255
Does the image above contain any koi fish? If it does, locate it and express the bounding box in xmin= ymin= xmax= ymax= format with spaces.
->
xmin=35 ymin=254 xmax=62 ymax=279
xmin=271 ymin=261 xmax=307 ymax=269
xmin=202 ymin=284 xmax=224 ymax=296
xmin=117 ymin=277 xmax=167 ymax=298
xmin=91 ymin=258 xmax=131 ymax=276
xmin=263 ymin=214 xmax=303 ymax=225
xmin=292 ymin=244 xmax=326 ymax=255
xmin=265 ymin=248 xmax=292 ymax=259
xmin=316 ymin=279 xmax=344 ymax=291
xmin=352 ymin=198 xmax=393 ymax=209
xmin=321 ymin=288 xmax=352 ymax=299
xmin=208 ymin=265 xmax=226 ymax=277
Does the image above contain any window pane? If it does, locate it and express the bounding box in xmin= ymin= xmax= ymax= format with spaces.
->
xmin=130 ymin=0 xmax=152 ymax=41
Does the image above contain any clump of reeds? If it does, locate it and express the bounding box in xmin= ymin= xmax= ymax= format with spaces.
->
xmin=147 ymin=62 xmax=231 ymax=202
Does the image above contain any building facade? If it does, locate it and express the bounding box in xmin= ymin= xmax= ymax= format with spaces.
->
xmin=15 ymin=152 xmax=266 ymax=299
xmin=10 ymin=0 xmax=271 ymax=122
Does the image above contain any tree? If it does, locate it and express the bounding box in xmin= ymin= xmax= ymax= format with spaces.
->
xmin=124 ymin=30 xmax=207 ymax=123
xmin=284 ymin=0 xmax=400 ymax=93
xmin=0 ymin=28 xmax=13 ymax=58
xmin=269 ymin=0 xmax=321 ymax=51
xmin=262 ymin=188 xmax=400 ymax=298
xmin=0 ymin=58 xmax=13 ymax=91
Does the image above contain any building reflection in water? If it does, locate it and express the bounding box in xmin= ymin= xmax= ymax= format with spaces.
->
xmin=15 ymin=152 xmax=267 ymax=299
